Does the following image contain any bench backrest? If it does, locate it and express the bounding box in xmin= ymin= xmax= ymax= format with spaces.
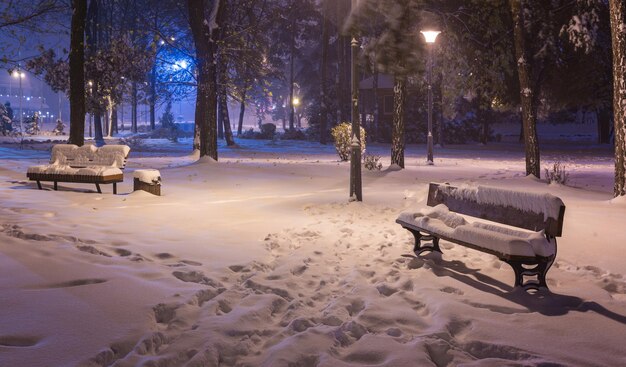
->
xmin=50 ymin=144 xmax=131 ymax=169
xmin=426 ymin=182 xmax=565 ymax=237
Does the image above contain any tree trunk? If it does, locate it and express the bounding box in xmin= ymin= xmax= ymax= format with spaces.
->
xmin=131 ymin=82 xmax=138 ymax=133
xmin=390 ymin=76 xmax=406 ymax=168
xmin=237 ymin=91 xmax=245 ymax=135
xmin=319 ymin=7 xmax=329 ymax=145
xmin=150 ymin=64 xmax=156 ymax=130
xmin=435 ymin=57 xmax=444 ymax=146
xmin=188 ymin=0 xmax=221 ymax=160
xmin=610 ymin=0 xmax=626 ymax=196
xmin=112 ymin=105 xmax=118 ymax=135
xmin=372 ymin=68 xmax=379 ymax=143
xmin=68 ymin=0 xmax=86 ymax=146
xmin=510 ymin=0 xmax=541 ymax=178
xmin=288 ymin=13 xmax=296 ymax=131
xmin=218 ymin=106 xmax=224 ymax=139
xmin=219 ymin=92 xmax=235 ymax=146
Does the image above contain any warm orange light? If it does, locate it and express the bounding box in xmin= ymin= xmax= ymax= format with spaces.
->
xmin=421 ymin=31 xmax=441 ymax=44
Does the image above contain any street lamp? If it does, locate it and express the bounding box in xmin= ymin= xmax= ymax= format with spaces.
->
xmin=421 ymin=30 xmax=440 ymax=165
xmin=292 ymin=97 xmax=302 ymax=128
xmin=350 ymin=0 xmax=362 ymax=201
xmin=12 ymin=68 xmax=25 ymax=139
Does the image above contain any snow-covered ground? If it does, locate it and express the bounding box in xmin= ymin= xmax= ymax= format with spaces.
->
xmin=1 ymin=137 xmax=625 ymax=367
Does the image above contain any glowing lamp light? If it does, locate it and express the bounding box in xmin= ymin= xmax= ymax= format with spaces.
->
xmin=174 ymin=60 xmax=188 ymax=70
xmin=420 ymin=30 xmax=441 ymax=44
xmin=292 ymin=97 xmax=300 ymax=106
xmin=12 ymin=70 xmax=25 ymax=78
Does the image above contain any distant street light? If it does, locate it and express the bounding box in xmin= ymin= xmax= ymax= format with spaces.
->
xmin=421 ymin=30 xmax=440 ymax=165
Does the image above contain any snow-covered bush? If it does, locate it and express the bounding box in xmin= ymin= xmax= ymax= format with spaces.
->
xmin=0 ymin=104 xmax=12 ymax=136
xmin=239 ymin=123 xmax=276 ymax=140
xmin=331 ymin=122 xmax=366 ymax=161
xmin=25 ymin=113 xmax=40 ymax=135
xmin=119 ymin=136 xmax=146 ymax=150
xmin=260 ymin=123 xmax=276 ymax=139
xmin=282 ymin=128 xmax=306 ymax=140
xmin=545 ymin=161 xmax=569 ymax=185
xmin=363 ymin=154 xmax=382 ymax=171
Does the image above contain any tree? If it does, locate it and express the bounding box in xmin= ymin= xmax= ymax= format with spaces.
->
xmin=0 ymin=1 xmax=64 ymax=63
xmin=610 ymin=0 xmax=626 ymax=196
xmin=358 ymin=0 xmax=423 ymax=169
xmin=319 ymin=0 xmax=331 ymax=144
xmin=68 ymin=0 xmax=87 ymax=146
xmin=188 ymin=0 xmax=224 ymax=159
xmin=510 ymin=0 xmax=541 ymax=178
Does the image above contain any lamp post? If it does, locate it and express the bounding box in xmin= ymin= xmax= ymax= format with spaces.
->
xmin=88 ymin=80 xmax=93 ymax=137
xmin=421 ymin=30 xmax=440 ymax=165
xmin=12 ymin=68 xmax=25 ymax=139
xmin=350 ymin=0 xmax=362 ymax=202
xmin=292 ymin=97 xmax=300 ymax=128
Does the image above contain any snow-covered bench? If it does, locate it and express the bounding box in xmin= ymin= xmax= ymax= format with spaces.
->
xmin=26 ymin=144 xmax=131 ymax=194
xmin=396 ymin=182 xmax=566 ymax=290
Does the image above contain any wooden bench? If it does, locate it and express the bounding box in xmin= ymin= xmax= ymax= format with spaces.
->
xmin=26 ymin=144 xmax=131 ymax=194
xmin=396 ymin=182 xmax=566 ymax=290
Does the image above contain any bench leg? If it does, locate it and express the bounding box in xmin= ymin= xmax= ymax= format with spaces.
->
xmin=113 ymin=182 xmax=117 ymax=195
xmin=36 ymin=181 xmax=42 ymax=190
xmin=505 ymin=257 xmax=554 ymax=291
xmin=95 ymin=183 xmax=102 ymax=194
xmin=406 ymin=228 xmax=442 ymax=256
xmin=53 ymin=181 xmax=58 ymax=191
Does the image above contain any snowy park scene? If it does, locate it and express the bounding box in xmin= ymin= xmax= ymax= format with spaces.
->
xmin=1 ymin=1 xmax=626 ymax=366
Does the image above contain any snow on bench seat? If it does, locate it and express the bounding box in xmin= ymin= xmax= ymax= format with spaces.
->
xmin=397 ymin=204 xmax=555 ymax=258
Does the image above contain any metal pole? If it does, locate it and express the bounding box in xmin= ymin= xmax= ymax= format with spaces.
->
xmin=426 ymin=43 xmax=434 ymax=165
xmin=18 ymin=71 xmax=23 ymax=146
xmin=350 ymin=32 xmax=362 ymax=201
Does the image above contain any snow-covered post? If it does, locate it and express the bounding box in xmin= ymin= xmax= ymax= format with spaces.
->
xmin=610 ymin=0 xmax=626 ymax=197
xmin=350 ymin=0 xmax=363 ymax=202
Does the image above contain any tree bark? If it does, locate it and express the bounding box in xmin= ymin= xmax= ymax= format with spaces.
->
xmin=237 ymin=91 xmax=245 ymax=135
xmin=68 ymin=0 xmax=87 ymax=146
xmin=288 ymin=10 xmax=296 ymax=131
xmin=219 ymin=92 xmax=235 ymax=145
xmin=131 ymin=82 xmax=138 ymax=132
xmin=188 ymin=0 xmax=221 ymax=159
xmin=149 ymin=12 xmax=157 ymax=130
xmin=510 ymin=0 xmax=541 ymax=178
xmin=112 ymin=105 xmax=118 ymax=135
xmin=150 ymin=65 xmax=156 ymax=130
xmin=319 ymin=5 xmax=329 ymax=145
xmin=390 ymin=76 xmax=406 ymax=168
xmin=610 ymin=0 xmax=626 ymax=196
xmin=218 ymin=106 xmax=224 ymax=139
xmin=86 ymin=0 xmax=104 ymax=146
xmin=372 ymin=68 xmax=379 ymax=142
